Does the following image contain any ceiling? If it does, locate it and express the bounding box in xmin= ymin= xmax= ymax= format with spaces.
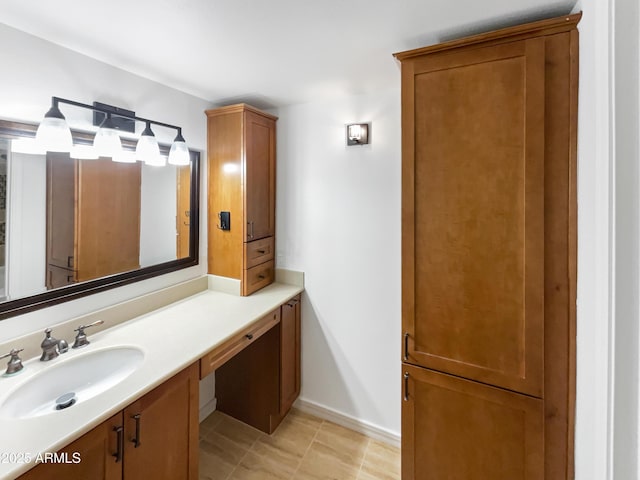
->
xmin=0 ymin=0 xmax=577 ymax=108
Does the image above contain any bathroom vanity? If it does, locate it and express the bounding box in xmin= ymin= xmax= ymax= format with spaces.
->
xmin=0 ymin=277 xmax=303 ymax=480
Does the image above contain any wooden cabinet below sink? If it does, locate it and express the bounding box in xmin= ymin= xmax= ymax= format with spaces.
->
xmin=19 ymin=363 xmax=199 ymax=480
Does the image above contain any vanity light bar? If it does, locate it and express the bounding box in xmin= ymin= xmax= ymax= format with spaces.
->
xmin=35 ymin=96 xmax=191 ymax=166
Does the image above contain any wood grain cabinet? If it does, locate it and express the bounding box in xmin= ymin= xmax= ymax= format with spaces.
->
xmin=19 ymin=413 xmax=123 ymax=480
xmin=396 ymin=14 xmax=580 ymax=480
xmin=214 ymin=295 xmax=302 ymax=434
xmin=46 ymin=154 xmax=141 ymax=289
xmin=206 ymin=104 xmax=277 ymax=296
xmin=19 ymin=364 xmax=199 ymax=480
xmin=279 ymin=295 xmax=301 ymax=416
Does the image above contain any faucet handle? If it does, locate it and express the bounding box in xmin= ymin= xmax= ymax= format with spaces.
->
xmin=1 ymin=348 xmax=24 ymax=376
xmin=72 ymin=320 xmax=104 ymax=349
xmin=40 ymin=328 xmax=60 ymax=361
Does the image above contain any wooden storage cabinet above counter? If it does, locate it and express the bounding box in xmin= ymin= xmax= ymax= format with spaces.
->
xmin=206 ymin=104 xmax=277 ymax=296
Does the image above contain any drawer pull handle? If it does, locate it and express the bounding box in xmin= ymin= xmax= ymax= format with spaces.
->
xmin=113 ymin=425 xmax=124 ymax=463
xmin=403 ymin=372 xmax=410 ymax=401
xmin=246 ymin=333 xmax=254 ymax=340
xmin=258 ymin=274 xmax=266 ymax=280
xmin=131 ymin=413 xmax=141 ymax=448
xmin=257 ymin=249 xmax=266 ymax=254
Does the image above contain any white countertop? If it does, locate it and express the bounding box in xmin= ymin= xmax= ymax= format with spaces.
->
xmin=0 ymin=281 xmax=303 ymax=479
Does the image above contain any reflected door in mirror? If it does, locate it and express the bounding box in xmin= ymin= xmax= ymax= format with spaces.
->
xmin=46 ymin=155 xmax=141 ymax=289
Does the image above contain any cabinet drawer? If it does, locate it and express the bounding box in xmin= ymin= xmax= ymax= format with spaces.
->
xmin=245 ymin=236 xmax=275 ymax=269
xmin=243 ymin=260 xmax=274 ymax=296
xmin=200 ymin=307 xmax=280 ymax=379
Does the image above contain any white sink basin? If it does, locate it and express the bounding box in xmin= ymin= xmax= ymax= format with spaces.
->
xmin=0 ymin=346 xmax=144 ymax=419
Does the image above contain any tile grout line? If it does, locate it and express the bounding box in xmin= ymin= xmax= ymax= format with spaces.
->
xmin=356 ymin=438 xmax=372 ymax=480
xmin=290 ymin=418 xmax=325 ymax=479
xmin=224 ymin=433 xmax=260 ymax=480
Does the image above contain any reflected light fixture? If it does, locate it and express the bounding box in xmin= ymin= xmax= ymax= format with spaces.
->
xmin=71 ymin=144 xmax=98 ymax=160
xmin=11 ymin=138 xmax=46 ymax=155
xmin=35 ymin=100 xmax=73 ymax=152
xmin=36 ymin=97 xmax=190 ymax=167
xmin=346 ymin=123 xmax=370 ymax=146
xmin=113 ymin=151 xmax=137 ymax=163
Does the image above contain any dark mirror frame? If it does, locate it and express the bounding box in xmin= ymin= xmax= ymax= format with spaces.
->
xmin=0 ymin=119 xmax=200 ymax=320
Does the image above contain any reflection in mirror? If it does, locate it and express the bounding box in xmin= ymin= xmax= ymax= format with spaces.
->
xmin=0 ymin=141 xmax=7 ymax=301
xmin=6 ymin=143 xmax=191 ymax=299
xmin=0 ymin=120 xmax=199 ymax=319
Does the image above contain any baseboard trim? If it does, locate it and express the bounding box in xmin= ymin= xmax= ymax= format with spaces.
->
xmin=199 ymin=397 xmax=218 ymax=423
xmin=294 ymin=398 xmax=400 ymax=448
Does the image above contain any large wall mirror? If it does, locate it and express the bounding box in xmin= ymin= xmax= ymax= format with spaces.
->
xmin=0 ymin=120 xmax=200 ymax=320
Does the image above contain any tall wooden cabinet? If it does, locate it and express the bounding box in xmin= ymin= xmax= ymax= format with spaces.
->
xmin=46 ymin=154 xmax=141 ymax=289
xmin=206 ymin=104 xmax=277 ymax=296
xmin=396 ymin=14 xmax=579 ymax=479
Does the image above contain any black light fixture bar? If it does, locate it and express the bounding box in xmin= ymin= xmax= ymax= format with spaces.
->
xmin=51 ymin=96 xmax=183 ymax=133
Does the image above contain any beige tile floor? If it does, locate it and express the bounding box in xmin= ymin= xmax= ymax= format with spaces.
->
xmin=199 ymin=408 xmax=400 ymax=480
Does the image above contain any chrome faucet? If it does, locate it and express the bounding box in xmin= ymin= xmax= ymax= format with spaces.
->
xmin=40 ymin=328 xmax=69 ymax=361
xmin=1 ymin=348 xmax=24 ymax=375
xmin=72 ymin=320 xmax=104 ymax=349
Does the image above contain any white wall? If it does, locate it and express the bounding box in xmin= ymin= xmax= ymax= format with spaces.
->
xmin=0 ymin=24 xmax=211 ymax=342
xmin=573 ymin=1 xmax=616 ymax=478
xmin=274 ymin=87 xmax=402 ymax=436
xmin=7 ymin=151 xmax=46 ymax=299
xmin=140 ymin=163 xmax=179 ymax=267
xmin=573 ymin=0 xmax=640 ymax=478
xmin=613 ymin=0 xmax=640 ymax=477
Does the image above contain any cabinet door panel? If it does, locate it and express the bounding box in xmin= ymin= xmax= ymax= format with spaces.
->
xmin=401 ymin=364 xmax=543 ymax=480
xmin=75 ymin=158 xmax=141 ymax=282
xmin=123 ymin=363 xmax=199 ymax=480
xmin=280 ymin=296 xmax=301 ymax=414
xmin=19 ymin=413 xmax=123 ymax=480
xmin=244 ymin=111 xmax=275 ymax=241
xmin=403 ymin=38 xmax=545 ymax=396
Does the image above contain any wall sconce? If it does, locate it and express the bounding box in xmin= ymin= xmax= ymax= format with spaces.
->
xmin=346 ymin=123 xmax=370 ymax=146
xmin=35 ymin=96 xmax=191 ymax=166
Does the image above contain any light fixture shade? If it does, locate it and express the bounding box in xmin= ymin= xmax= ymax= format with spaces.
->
xmin=112 ymin=151 xmax=137 ymax=163
xmin=36 ymin=106 xmax=73 ymax=153
xmin=168 ymin=132 xmax=190 ymax=166
xmin=11 ymin=138 xmax=46 ymax=155
xmin=136 ymin=124 xmax=164 ymax=166
xmin=71 ymin=145 xmax=98 ymax=160
xmin=93 ymin=115 xmax=123 ymax=158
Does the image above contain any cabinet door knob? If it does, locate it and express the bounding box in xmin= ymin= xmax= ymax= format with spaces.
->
xmin=246 ymin=333 xmax=254 ymax=340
